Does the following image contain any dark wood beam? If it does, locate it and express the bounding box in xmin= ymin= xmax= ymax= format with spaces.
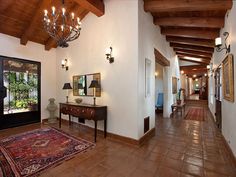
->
xmin=73 ymin=0 xmax=104 ymax=17
xmin=45 ymin=8 xmax=88 ymax=51
xmin=144 ymin=0 xmax=232 ymax=13
xmin=174 ymin=48 xmax=212 ymax=58
xmin=20 ymin=0 xmax=50 ymax=45
xmin=170 ymin=43 xmax=214 ymax=53
xmin=178 ymin=56 xmax=210 ymax=64
xmin=154 ymin=17 xmax=224 ymax=28
xmin=166 ymin=36 xmax=214 ymax=48
xmin=176 ymin=52 xmax=211 ymax=60
xmin=154 ymin=48 xmax=170 ymax=66
xmin=180 ymin=65 xmax=207 ymax=70
xmin=161 ymin=27 xmax=219 ymax=39
xmin=179 ymin=58 xmax=210 ymax=64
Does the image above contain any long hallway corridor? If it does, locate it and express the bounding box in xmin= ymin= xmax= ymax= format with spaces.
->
xmin=0 ymin=102 xmax=235 ymax=177
xmin=154 ymin=104 xmax=236 ymax=177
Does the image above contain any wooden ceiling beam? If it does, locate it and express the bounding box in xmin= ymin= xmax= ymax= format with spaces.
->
xmin=174 ymin=48 xmax=212 ymax=58
xmin=176 ymin=52 xmax=211 ymax=60
xmin=170 ymin=43 xmax=214 ymax=53
xmin=154 ymin=17 xmax=224 ymax=28
xmin=166 ymin=36 xmax=214 ymax=48
xmin=44 ymin=7 xmax=88 ymax=51
xmin=180 ymin=65 xmax=207 ymax=70
xmin=73 ymin=0 xmax=104 ymax=17
xmin=179 ymin=58 xmax=210 ymax=64
xmin=178 ymin=56 xmax=210 ymax=64
xmin=144 ymin=0 xmax=232 ymax=13
xmin=161 ymin=27 xmax=219 ymax=39
xmin=20 ymin=0 xmax=50 ymax=45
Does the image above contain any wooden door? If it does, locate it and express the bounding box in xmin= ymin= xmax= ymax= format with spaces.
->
xmin=215 ymin=67 xmax=222 ymax=130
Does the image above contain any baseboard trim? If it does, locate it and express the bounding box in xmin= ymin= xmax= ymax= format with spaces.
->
xmin=207 ymin=108 xmax=236 ymax=167
xmin=42 ymin=118 xmax=155 ymax=146
xmin=221 ymin=134 xmax=236 ymax=167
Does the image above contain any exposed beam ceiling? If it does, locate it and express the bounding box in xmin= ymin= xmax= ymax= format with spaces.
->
xmin=176 ymin=52 xmax=211 ymax=60
xmin=144 ymin=0 xmax=232 ymax=65
xmin=174 ymin=48 xmax=212 ymax=58
xmin=179 ymin=58 xmax=209 ymax=65
xmin=166 ymin=36 xmax=214 ymax=48
xmin=20 ymin=0 xmax=50 ymax=45
xmin=161 ymin=27 xmax=219 ymax=39
xmin=155 ymin=17 xmax=224 ymax=28
xmin=180 ymin=65 xmax=207 ymax=70
xmin=170 ymin=43 xmax=214 ymax=53
xmin=73 ymin=0 xmax=104 ymax=17
xmin=144 ymin=0 xmax=232 ymax=13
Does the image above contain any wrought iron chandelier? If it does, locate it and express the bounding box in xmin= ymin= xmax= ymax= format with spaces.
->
xmin=43 ymin=0 xmax=82 ymax=48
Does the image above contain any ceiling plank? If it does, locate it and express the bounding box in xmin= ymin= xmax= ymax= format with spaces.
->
xmin=178 ymin=56 xmax=210 ymax=64
xmin=44 ymin=8 xmax=88 ymax=51
xmin=161 ymin=27 xmax=219 ymax=39
xmin=180 ymin=65 xmax=207 ymax=70
xmin=166 ymin=36 xmax=214 ymax=48
xmin=174 ymin=48 xmax=212 ymax=58
xmin=144 ymin=0 xmax=232 ymax=13
xmin=176 ymin=52 xmax=211 ymax=60
xmin=170 ymin=43 xmax=214 ymax=53
xmin=20 ymin=0 xmax=50 ymax=45
xmin=179 ymin=58 xmax=210 ymax=64
xmin=73 ymin=0 xmax=104 ymax=17
xmin=155 ymin=17 xmax=224 ymax=28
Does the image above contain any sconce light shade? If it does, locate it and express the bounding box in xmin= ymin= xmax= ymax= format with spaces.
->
xmin=62 ymin=83 xmax=72 ymax=90
xmin=105 ymin=47 xmax=114 ymax=63
xmin=89 ymin=80 xmax=100 ymax=88
xmin=215 ymin=32 xmax=230 ymax=54
xmin=215 ymin=37 xmax=222 ymax=47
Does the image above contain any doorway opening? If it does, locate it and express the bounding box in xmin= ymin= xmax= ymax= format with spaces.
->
xmin=154 ymin=48 xmax=170 ymax=119
xmin=0 ymin=56 xmax=41 ymax=129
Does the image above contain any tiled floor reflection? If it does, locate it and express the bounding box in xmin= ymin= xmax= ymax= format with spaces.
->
xmin=0 ymin=104 xmax=235 ymax=177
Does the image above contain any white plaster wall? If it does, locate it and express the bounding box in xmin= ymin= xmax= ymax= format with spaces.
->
xmin=137 ymin=0 xmax=180 ymax=137
xmin=55 ymin=0 xmax=139 ymax=139
xmin=0 ymin=33 xmax=57 ymax=120
xmin=209 ymin=2 xmax=236 ymax=156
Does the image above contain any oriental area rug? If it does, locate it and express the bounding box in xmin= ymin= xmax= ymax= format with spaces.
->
xmin=185 ymin=107 xmax=205 ymax=121
xmin=0 ymin=127 xmax=94 ymax=177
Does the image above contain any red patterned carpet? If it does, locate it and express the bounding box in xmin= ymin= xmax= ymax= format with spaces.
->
xmin=184 ymin=107 xmax=205 ymax=121
xmin=0 ymin=127 xmax=94 ymax=177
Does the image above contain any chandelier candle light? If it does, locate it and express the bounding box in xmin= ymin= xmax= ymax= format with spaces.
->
xmin=43 ymin=0 xmax=82 ymax=48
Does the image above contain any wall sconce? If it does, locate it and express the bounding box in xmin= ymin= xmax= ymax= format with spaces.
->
xmin=105 ymin=47 xmax=114 ymax=63
xmin=61 ymin=59 xmax=69 ymax=71
xmin=215 ymin=32 xmax=230 ymax=54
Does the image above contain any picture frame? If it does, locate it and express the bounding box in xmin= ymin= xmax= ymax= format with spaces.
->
xmin=172 ymin=77 xmax=177 ymax=94
xmin=145 ymin=58 xmax=151 ymax=97
xmin=73 ymin=73 xmax=101 ymax=97
xmin=222 ymin=54 xmax=234 ymax=102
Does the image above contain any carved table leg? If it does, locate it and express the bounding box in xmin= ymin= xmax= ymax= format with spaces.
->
xmin=69 ymin=115 xmax=71 ymax=126
xmin=104 ymin=119 xmax=107 ymax=138
xmin=94 ymin=120 xmax=97 ymax=143
xmin=59 ymin=112 xmax=61 ymax=128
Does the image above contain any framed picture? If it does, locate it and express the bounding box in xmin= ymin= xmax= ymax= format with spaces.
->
xmin=172 ymin=77 xmax=177 ymax=94
xmin=222 ymin=54 xmax=234 ymax=102
xmin=145 ymin=58 xmax=151 ymax=97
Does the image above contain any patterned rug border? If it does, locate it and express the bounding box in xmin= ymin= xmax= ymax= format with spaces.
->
xmin=0 ymin=127 xmax=95 ymax=177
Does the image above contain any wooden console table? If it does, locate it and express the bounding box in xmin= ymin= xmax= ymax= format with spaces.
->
xmin=171 ymin=102 xmax=186 ymax=117
xmin=59 ymin=103 xmax=107 ymax=142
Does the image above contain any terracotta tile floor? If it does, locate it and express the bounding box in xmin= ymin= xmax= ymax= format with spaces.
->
xmin=0 ymin=104 xmax=236 ymax=177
